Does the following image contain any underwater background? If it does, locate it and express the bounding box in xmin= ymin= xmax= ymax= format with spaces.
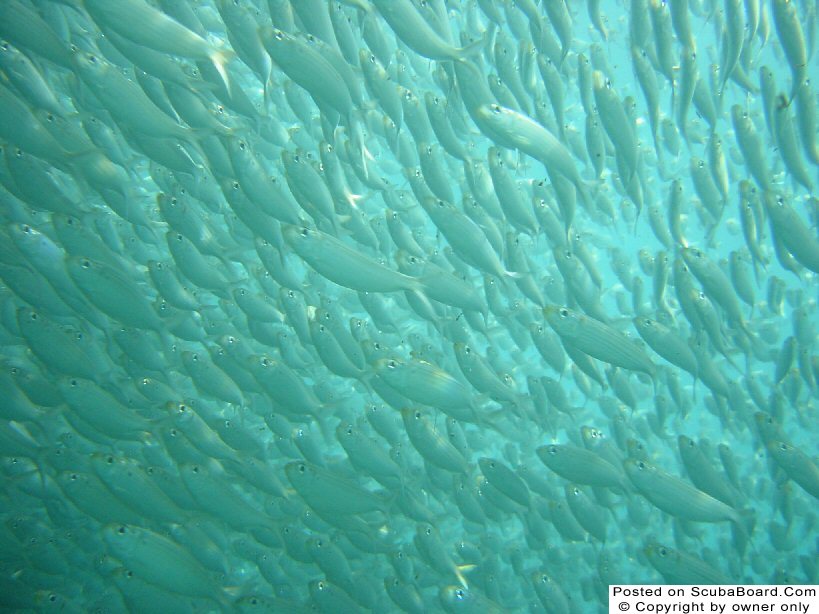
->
xmin=0 ymin=0 xmax=818 ymax=611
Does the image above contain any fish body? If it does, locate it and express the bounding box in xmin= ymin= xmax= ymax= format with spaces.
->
xmin=284 ymin=226 xmax=423 ymax=293
xmin=376 ymin=357 xmax=474 ymax=420
xmin=102 ymin=524 xmax=224 ymax=602
xmin=764 ymin=193 xmax=819 ymax=274
xmin=645 ymin=543 xmax=732 ymax=584
xmin=768 ymin=441 xmax=819 ymax=500
xmin=545 ymin=306 xmax=656 ymax=379
xmin=625 ymin=459 xmax=746 ymax=526
xmin=83 ymin=0 xmax=233 ymax=92
xmin=475 ymin=104 xmax=590 ymax=205
xmin=371 ymin=0 xmax=485 ymax=62
xmin=772 ymin=0 xmax=808 ymax=103
xmin=537 ymin=444 xmax=629 ymax=491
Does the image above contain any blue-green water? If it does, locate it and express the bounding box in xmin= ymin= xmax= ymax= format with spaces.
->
xmin=0 ymin=0 xmax=817 ymax=611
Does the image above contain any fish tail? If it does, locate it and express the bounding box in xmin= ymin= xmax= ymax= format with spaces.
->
xmin=210 ymin=48 xmax=235 ymax=95
xmin=503 ymin=269 xmax=522 ymax=279
xmin=731 ymin=508 xmax=756 ymax=557
xmin=345 ymin=191 xmax=366 ymax=210
xmin=349 ymin=116 xmax=372 ymax=180
xmin=454 ymin=564 xmax=477 ymax=589
xmin=455 ymin=22 xmax=494 ymax=63
xmin=578 ymin=179 xmax=595 ymax=211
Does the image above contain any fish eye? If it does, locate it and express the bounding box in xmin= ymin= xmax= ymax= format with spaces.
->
xmin=106 ymin=456 xmax=114 ymax=464
xmin=22 ymin=224 xmax=32 ymax=234
xmin=454 ymin=589 xmax=465 ymax=600
xmin=316 ymin=581 xmax=326 ymax=590
xmin=636 ymin=461 xmax=646 ymax=470
xmin=559 ymin=308 xmax=569 ymax=318
xmin=300 ymin=228 xmax=309 ymax=237
xmin=779 ymin=443 xmax=789 ymax=451
xmin=231 ymin=181 xmax=239 ymax=190
xmin=88 ymin=55 xmax=98 ymax=64
xmin=298 ymin=464 xmax=306 ymax=473
xmin=659 ymin=547 xmax=667 ymax=556
xmin=69 ymin=379 xmax=78 ymax=387
xmin=387 ymin=360 xmax=396 ymax=369
xmin=81 ymin=259 xmax=90 ymax=269
xmin=491 ymin=104 xmax=501 ymax=114
xmin=548 ymin=445 xmax=558 ymax=455
xmin=117 ymin=526 xmax=126 ymax=534
xmin=274 ymin=31 xmax=284 ymax=41
xmin=414 ymin=411 xmax=422 ymax=420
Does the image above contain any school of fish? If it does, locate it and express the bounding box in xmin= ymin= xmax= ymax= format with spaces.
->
xmin=0 ymin=0 xmax=818 ymax=611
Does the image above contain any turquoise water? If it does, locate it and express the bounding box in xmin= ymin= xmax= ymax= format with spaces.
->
xmin=0 ymin=0 xmax=817 ymax=611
